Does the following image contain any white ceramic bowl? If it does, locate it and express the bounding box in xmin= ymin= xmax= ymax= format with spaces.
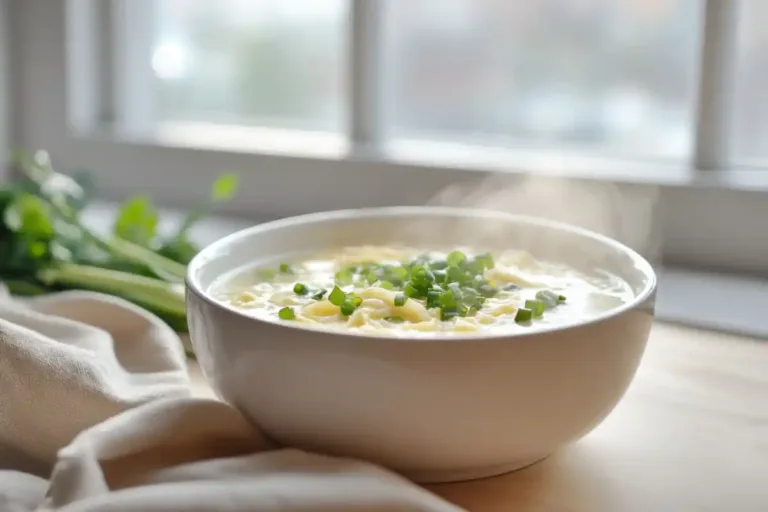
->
xmin=186 ymin=207 xmax=656 ymax=483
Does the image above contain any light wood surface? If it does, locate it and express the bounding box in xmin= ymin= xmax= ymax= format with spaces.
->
xmin=189 ymin=324 xmax=768 ymax=511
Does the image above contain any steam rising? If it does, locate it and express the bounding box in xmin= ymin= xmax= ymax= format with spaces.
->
xmin=428 ymin=175 xmax=661 ymax=264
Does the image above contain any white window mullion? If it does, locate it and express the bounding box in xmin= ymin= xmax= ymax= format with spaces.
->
xmin=111 ymin=0 xmax=157 ymax=137
xmin=693 ymin=0 xmax=742 ymax=170
xmin=0 ymin=0 xmax=10 ymax=172
xmin=65 ymin=0 xmax=111 ymax=132
xmin=348 ymin=0 xmax=384 ymax=156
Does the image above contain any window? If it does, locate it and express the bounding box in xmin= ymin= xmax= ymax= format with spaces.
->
xmin=731 ymin=1 xmax=768 ymax=164
xmin=127 ymin=0 xmax=705 ymax=162
xmin=151 ymin=0 xmax=346 ymax=132
xmin=10 ymin=0 xmax=768 ymax=276
xmin=384 ymin=0 xmax=701 ymax=160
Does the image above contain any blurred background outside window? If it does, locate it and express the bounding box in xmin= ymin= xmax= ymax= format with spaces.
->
xmin=148 ymin=0 xmax=715 ymax=162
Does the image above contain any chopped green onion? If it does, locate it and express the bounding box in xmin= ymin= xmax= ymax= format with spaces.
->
xmin=279 ymin=263 xmax=293 ymax=274
xmin=410 ymin=266 xmax=434 ymax=285
xmin=558 ymin=294 xmax=567 ymax=302
xmin=312 ymin=289 xmax=327 ymax=300
xmin=440 ymin=308 xmax=458 ymax=321
xmin=328 ymin=286 xmax=346 ymax=306
xmin=426 ymin=290 xmax=441 ymax=308
xmin=439 ymin=290 xmax=457 ymax=309
xmin=535 ymin=290 xmax=559 ymax=308
xmin=340 ymin=300 xmax=356 ymax=316
xmin=390 ymin=267 xmax=408 ymax=281
xmin=429 ymin=260 xmax=448 ymax=270
xmin=514 ymin=307 xmax=532 ymax=323
xmin=278 ymin=307 xmax=296 ymax=320
xmin=524 ymin=299 xmax=545 ymax=317
xmin=394 ymin=294 xmax=406 ymax=307
xmin=384 ymin=316 xmax=404 ymax=323
xmin=403 ymin=283 xmax=421 ymax=298
xmin=478 ymin=284 xmax=497 ymax=298
xmin=446 ymin=251 xmax=466 ymax=267
xmin=447 ymin=282 xmax=461 ymax=294
xmin=446 ymin=266 xmax=464 ymax=283
xmin=293 ymin=283 xmax=308 ymax=295
xmin=474 ymin=252 xmax=495 ymax=270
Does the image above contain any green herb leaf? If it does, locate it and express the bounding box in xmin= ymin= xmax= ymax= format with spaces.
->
xmin=4 ymin=195 xmax=55 ymax=239
xmin=114 ymin=196 xmax=158 ymax=247
xmin=278 ymin=307 xmax=296 ymax=320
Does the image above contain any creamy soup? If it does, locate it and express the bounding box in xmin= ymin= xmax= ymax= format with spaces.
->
xmin=212 ymin=246 xmax=634 ymax=336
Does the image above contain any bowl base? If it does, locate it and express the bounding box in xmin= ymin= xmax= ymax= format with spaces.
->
xmin=404 ymin=454 xmax=549 ymax=484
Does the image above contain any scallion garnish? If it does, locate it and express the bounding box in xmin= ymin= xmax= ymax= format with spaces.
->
xmin=304 ymin=250 xmax=513 ymax=323
xmin=446 ymin=251 xmax=466 ymax=267
xmin=535 ymin=290 xmax=558 ymax=308
xmin=440 ymin=308 xmax=458 ymax=321
xmin=328 ymin=285 xmax=346 ymax=306
xmin=524 ymin=299 xmax=545 ymax=317
xmin=278 ymin=307 xmax=296 ymax=320
xmin=340 ymin=299 xmax=356 ymax=316
xmin=514 ymin=307 xmax=532 ymax=323
xmin=403 ymin=283 xmax=421 ymax=298
xmin=478 ymin=283 xmax=497 ymax=298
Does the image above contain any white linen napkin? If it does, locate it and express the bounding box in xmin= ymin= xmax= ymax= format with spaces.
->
xmin=0 ymin=288 xmax=462 ymax=511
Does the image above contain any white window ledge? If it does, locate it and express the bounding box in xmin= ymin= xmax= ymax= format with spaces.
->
xmin=655 ymin=267 xmax=768 ymax=339
xmin=83 ymin=202 xmax=768 ymax=340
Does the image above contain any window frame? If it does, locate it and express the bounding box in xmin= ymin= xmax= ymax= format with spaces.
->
xmin=8 ymin=0 xmax=768 ymax=275
xmin=0 ymin=0 xmax=10 ymax=176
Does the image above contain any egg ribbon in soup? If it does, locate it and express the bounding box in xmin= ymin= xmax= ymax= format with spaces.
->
xmin=215 ymin=246 xmax=634 ymax=336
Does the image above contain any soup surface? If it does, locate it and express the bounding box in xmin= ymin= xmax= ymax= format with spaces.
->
xmin=213 ymin=246 xmax=634 ymax=336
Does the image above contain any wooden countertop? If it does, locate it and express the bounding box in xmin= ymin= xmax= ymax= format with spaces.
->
xmin=189 ymin=324 xmax=768 ymax=512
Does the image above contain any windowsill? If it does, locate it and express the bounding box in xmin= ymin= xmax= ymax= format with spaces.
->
xmin=655 ymin=267 xmax=768 ymax=339
xmin=77 ymin=124 xmax=768 ymax=193
xmin=83 ymin=201 xmax=768 ymax=340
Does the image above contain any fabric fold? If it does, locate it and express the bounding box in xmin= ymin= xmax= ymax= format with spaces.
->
xmin=0 ymin=289 xmax=463 ymax=511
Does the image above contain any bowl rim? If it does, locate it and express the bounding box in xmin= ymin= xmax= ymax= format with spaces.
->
xmin=187 ymin=206 xmax=657 ymax=342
